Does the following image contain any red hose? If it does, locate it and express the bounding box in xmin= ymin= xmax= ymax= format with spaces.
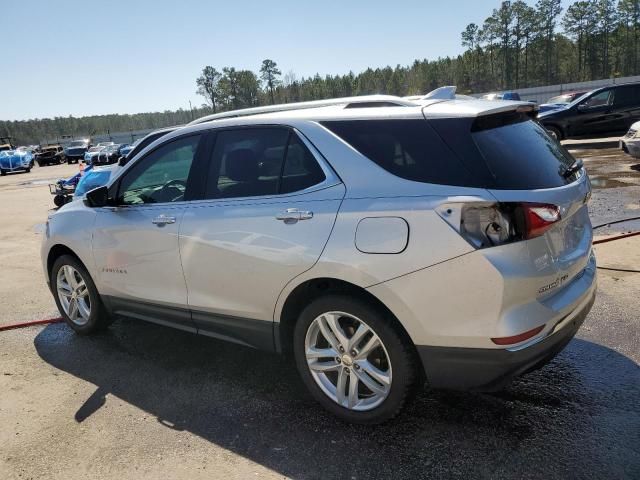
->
xmin=0 ymin=317 xmax=63 ymax=332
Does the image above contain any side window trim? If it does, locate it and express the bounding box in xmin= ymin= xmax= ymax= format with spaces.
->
xmin=112 ymin=132 xmax=204 ymax=206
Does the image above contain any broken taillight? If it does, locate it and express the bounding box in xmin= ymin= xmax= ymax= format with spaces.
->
xmin=439 ymin=202 xmax=561 ymax=249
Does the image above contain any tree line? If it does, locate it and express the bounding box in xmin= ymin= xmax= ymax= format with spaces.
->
xmin=3 ymin=0 xmax=639 ymax=146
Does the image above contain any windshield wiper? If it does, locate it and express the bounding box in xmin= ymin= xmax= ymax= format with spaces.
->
xmin=561 ymin=158 xmax=583 ymax=178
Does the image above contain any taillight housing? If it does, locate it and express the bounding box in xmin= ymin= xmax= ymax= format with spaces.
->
xmin=439 ymin=202 xmax=561 ymax=249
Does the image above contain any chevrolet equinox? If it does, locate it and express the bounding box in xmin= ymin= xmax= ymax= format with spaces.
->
xmin=42 ymin=95 xmax=596 ymax=424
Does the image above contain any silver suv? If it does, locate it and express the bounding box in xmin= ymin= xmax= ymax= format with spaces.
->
xmin=42 ymin=95 xmax=596 ymax=424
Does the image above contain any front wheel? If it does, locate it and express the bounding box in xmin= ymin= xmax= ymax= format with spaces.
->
xmin=293 ymin=295 xmax=417 ymax=424
xmin=0 ymin=169 xmax=6 ymax=176
xmin=51 ymin=255 xmax=112 ymax=334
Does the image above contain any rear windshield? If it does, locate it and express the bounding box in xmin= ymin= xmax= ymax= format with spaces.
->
xmin=470 ymin=113 xmax=575 ymax=188
xmin=323 ymin=115 xmax=577 ymax=190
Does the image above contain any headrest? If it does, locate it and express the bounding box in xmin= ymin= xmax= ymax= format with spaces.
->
xmin=226 ymin=149 xmax=259 ymax=182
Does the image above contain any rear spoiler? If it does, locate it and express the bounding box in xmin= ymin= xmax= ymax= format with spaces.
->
xmin=422 ymin=100 xmax=538 ymax=119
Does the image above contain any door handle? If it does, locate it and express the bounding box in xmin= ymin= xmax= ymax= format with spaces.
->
xmin=152 ymin=214 xmax=176 ymax=226
xmin=275 ymin=208 xmax=313 ymax=223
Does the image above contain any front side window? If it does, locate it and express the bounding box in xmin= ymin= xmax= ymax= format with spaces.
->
xmin=581 ymin=90 xmax=612 ymax=108
xmin=205 ymin=128 xmax=326 ymax=199
xmin=118 ymin=134 xmax=201 ymax=205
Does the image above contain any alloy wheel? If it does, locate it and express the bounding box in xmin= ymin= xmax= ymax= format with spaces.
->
xmin=56 ymin=265 xmax=91 ymax=326
xmin=304 ymin=311 xmax=392 ymax=411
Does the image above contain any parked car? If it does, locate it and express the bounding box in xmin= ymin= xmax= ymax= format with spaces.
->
xmin=539 ymin=82 xmax=640 ymax=140
xmin=94 ymin=144 xmax=129 ymax=165
xmin=83 ymin=146 xmax=105 ymax=163
xmin=538 ymin=91 xmax=588 ymax=113
xmin=117 ymin=126 xmax=179 ymax=166
xmin=0 ymin=138 xmax=16 ymax=152
xmin=619 ymin=120 xmax=640 ymax=158
xmin=481 ymin=91 xmax=521 ymax=101
xmin=42 ymin=95 xmax=595 ymax=424
xmin=0 ymin=148 xmax=34 ymax=175
xmin=64 ymin=140 xmax=90 ymax=164
xmin=36 ymin=145 xmax=66 ymax=166
xmin=119 ymin=139 xmax=141 ymax=158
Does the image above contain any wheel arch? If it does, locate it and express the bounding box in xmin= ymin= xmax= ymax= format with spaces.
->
xmin=46 ymin=244 xmax=88 ymax=284
xmin=277 ymin=277 xmax=422 ymax=377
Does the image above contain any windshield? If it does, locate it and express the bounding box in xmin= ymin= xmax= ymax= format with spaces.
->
xmin=547 ymin=95 xmax=572 ymax=104
xmin=69 ymin=141 xmax=86 ymax=147
xmin=88 ymin=147 xmax=103 ymax=152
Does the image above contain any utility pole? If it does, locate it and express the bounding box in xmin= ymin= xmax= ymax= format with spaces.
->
xmin=189 ymin=100 xmax=195 ymax=121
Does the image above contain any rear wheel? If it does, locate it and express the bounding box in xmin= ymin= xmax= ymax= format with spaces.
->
xmin=293 ymin=295 xmax=416 ymax=424
xmin=546 ymin=125 xmax=563 ymax=141
xmin=51 ymin=255 xmax=112 ymax=334
xmin=0 ymin=169 xmax=5 ymax=176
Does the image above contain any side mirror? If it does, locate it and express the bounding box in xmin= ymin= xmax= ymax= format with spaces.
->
xmin=577 ymin=104 xmax=589 ymax=112
xmin=85 ymin=185 xmax=110 ymax=208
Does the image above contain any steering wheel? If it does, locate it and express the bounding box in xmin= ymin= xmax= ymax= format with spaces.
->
xmin=163 ymin=179 xmax=187 ymax=190
xmin=150 ymin=179 xmax=187 ymax=203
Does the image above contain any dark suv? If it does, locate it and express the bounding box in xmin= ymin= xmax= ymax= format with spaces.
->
xmin=64 ymin=140 xmax=90 ymax=164
xmin=538 ymin=83 xmax=640 ymax=140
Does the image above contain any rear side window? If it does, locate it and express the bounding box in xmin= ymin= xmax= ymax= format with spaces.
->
xmin=613 ymin=85 xmax=640 ymax=107
xmin=204 ymin=128 xmax=326 ymax=199
xmin=325 ymin=116 xmax=578 ymax=190
xmin=321 ymin=119 xmax=476 ymax=187
xmin=280 ymin=134 xmax=326 ymax=194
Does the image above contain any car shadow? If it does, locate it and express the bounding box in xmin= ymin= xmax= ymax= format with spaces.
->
xmin=34 ymin=319 xmax=639 ymax=479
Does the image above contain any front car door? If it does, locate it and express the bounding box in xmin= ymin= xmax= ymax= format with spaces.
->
xmin=570 ymin=88 xmax=614 ymax=136
xmin=179 ymin=126 xmax=345 ymax=349
xmin=92 ymin=133 xmax=205 ymax=332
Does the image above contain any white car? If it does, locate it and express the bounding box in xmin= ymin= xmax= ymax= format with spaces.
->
xmin=42 ymin=94 xmax=596 ymax=424
xmin=620 ymin=121 xmax=640 ymax=158
xmin=83 ymin=146 xmax=105 ymax=163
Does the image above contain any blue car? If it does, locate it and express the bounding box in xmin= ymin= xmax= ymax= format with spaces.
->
xmin=119 ymin=138 xmax=142 ymax=158
xmin=0 ymin=149 xmax=34 ymax=175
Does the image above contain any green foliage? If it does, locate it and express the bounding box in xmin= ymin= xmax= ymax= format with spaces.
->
xmin=5 ymin=1 xmax=640 ymax=146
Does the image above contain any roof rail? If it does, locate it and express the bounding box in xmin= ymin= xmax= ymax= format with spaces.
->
xmin=188 ymin=95 xmax=418 ymax=125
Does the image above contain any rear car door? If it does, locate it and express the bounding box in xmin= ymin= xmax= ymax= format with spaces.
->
xmin=610 ymin=84 xmax=640 ymax=132
xmin=92 ymin=133 xmax=204 ymax=332
xmin=179 ymin=127 xmax=345 ymax=349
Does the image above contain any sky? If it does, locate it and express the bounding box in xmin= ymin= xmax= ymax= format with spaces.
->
xmin=2 ymin=0 xmax=572 ymax=121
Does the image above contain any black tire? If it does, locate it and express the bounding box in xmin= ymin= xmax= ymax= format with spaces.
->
xmin=293 ymin=294 xmax=416 ymax=425
xmin=50 ymin=254 xmax=112 ymax=335
xmin=546 ymin=125 xmax=563 ymax=141
xmin=53 ymin=194 xmax=67 ymax=207
xmin=25 ymin=168 xmax=31 ymax=173
xmin=0 ymin=169 xmax=5 ymax=176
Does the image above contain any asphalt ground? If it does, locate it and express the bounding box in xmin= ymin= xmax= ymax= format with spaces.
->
xmin=0 ymin=149 xmax=638 ymax=480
